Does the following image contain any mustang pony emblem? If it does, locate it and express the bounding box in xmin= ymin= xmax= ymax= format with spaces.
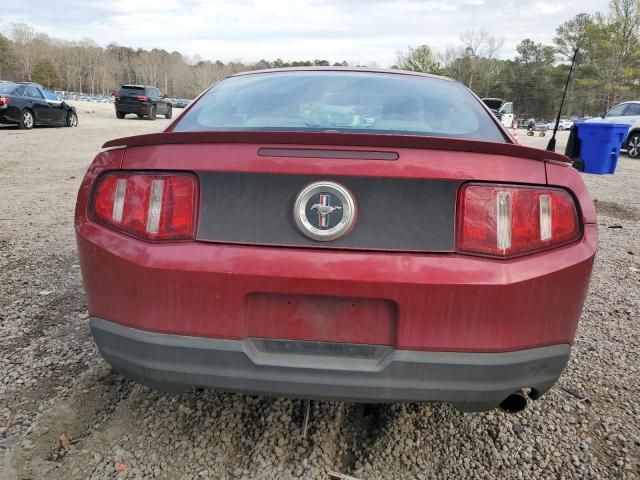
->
xmin=311 ymin=194 xmax=342 ymax=227
xmin=294 ymin=181 xmax=356 ymax=241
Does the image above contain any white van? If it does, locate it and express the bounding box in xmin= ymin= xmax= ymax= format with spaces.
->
xmin=481 ymin=98 xmax=514 ymax=129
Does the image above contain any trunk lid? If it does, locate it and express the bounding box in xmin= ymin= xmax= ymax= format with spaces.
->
xmin=481 ymin=98 xmax=504 ymax=110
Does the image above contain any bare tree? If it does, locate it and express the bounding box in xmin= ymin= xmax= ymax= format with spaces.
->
xmin=9 ymin=23 xmax=38 ymax=80
xmin=0 ymin=34 xmax=13 ymax=79
xmin=459 ymin=29 xmax=504 ymax=90
xmin=192 ymin=60 xmax=229 ymax=92
xmin=438 ymin=45 xmax=466 ymax=82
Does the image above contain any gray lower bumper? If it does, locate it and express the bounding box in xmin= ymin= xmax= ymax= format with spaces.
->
xmin=90 ymin=318 xmax=570 ymax=412
xmin=115 ymin=104 xmax=149 ymax=114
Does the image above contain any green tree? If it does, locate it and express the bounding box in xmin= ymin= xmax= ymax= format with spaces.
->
xmin=554 ymin=13 xmax=594 ymax=115
xmin=31 ymin=59 xmax=59 ymax=88
xmin=507 ymin=39 xmax=557 ymax=118
xmin=554 ymin=13 xmax=593 ymax=59
xmin=395 ymin=45 xmax=440 ymax=74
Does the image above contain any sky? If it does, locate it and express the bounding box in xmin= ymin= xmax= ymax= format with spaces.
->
xmin=4 ymin=0 xmax=610 ymax=66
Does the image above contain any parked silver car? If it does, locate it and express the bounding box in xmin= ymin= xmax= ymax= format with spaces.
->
xmin=546 ymin=119 xmax=574 ymax=131
xmin=585 ymin=101 xmax=640 ymax=158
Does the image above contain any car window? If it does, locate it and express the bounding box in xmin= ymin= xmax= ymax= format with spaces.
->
xmin=118 ymin=86 xmax=146 ymax=96
xmin=0 ymin=84 xmax=18 ymax=94
xmin=500 ymin=102 xmax=513 ymax=115
xmin=606 ymin=104 xmax=628 ymax=117
xmin=623 ymin=103 xmax=640 ymax=116
xmin=25 ymin=86 xmax=44 ymax=99
xmin=173 ymin=71 xmax=506 ymax=142
xmin=146 ymin=88 xmax=158 ymax=97
xmin=41 ymin=88 xmax=60 ymax=101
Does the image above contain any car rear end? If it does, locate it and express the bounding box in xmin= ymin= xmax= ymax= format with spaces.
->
xmin=0 ymin=83 xmax=21 ymax=125
xmin=76 ymin=70 xmax=596 ymax=412
xmin=114 ymin=85 xmax=152 ymax=116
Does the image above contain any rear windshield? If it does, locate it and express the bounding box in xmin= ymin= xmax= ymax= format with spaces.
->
xmin=118 ymin=86 xmax=146 ymax=95
xmin=173 ymin=71 xmax=505 ymax=142
xmin=0 ymin=84 xmax=17 ymax=94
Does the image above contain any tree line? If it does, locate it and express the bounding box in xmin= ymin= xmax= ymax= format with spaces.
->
xmin=395 ymin=0 xmax=640 ymax=118
xmin=0 ymin=24 xmax=350 ymax=100
xmin=0 ymin=0 xmax=638 ymax=118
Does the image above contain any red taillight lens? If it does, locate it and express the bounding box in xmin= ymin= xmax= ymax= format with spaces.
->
xmin=90 ymin=172 xmax=197 ymax=241
xmin=0 ymin=96 xmax=10 ymax=107
xmin=136 ymin=95 xmax=149 ymax=101
xmin=114 ymin=92 xmax=122 ymax=99
xmin=458 ymin=184 xmax=580 ymax=258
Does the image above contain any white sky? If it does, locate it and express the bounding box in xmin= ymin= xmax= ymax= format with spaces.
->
xmin=4 ymin=0 xmax=610 ymax=66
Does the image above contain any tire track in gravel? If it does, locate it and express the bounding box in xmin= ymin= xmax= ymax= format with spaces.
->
xmin=3 ymin=364 xmax=136 ymax=480
xmin=0 ymin=251 xmax=94 ymax=434
xmin=594 ymin=200 xmax=640 ymax=221
xmin=336 ymin=403 xmax=396 ymax=476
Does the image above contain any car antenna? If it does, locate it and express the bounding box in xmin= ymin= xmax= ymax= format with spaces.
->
xmin=547 ymin=47 xmax=579 ymax=152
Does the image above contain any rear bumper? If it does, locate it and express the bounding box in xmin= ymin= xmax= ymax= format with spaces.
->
xmin=0 ymin=109 xmax=20 ymax=124
xmin=76 ymin=223 xmax=596 ymax=352
xmin=115 ymin=103 xmax=150 ymax=114
xmin=91 ymin=317 xmax=570 ymax=411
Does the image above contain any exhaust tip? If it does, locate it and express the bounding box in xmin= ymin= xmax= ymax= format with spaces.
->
xmin=499 ymin=390 xmax=528 ymax=414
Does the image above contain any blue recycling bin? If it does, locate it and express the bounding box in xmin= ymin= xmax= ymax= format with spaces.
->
xmin=574 ymin=122 xmax=630 ymax=174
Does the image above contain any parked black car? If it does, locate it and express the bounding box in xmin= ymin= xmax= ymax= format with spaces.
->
xmin=114 ymin=85 xmax=172 ymax=120
xmin=0 ymin=82 xmax=78 ymax=129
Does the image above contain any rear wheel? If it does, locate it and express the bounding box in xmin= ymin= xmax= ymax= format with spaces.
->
xmin=18 ymin=110 xmax=34 ymax=129
xmin=66 ymin=111 xmax=78 ymax=127
xmin=148 ymin=105 xmax=157 ymax=120
xmin=626 ymin=133 xmax=640 ymax=158
xmin=116 ymin=111 xmax=125 ymax=119
xmin=136 ymin=113 xmax=144 ymax=119
xmin=165 ymin=105 xmax=172 ymax=119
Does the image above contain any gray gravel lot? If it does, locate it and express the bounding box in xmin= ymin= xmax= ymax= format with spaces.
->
xmin=0 ymin=104 xmax=638 ymax=479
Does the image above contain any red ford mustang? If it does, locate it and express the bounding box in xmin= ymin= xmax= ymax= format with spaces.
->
xmin=75 ymin=68 xmax=596 ymax=412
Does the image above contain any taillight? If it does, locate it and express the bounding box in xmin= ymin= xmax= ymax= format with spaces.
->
xmin=90 ymin=172 xmax=197 ymax=241
xmin=0 ymin=96 xmax=10 ymax=107
xmin=457 ymin=184 xmax=580 ymax=258
xmin=136 ymin=95 xmax=149 ymax=101
xmin=114 ymin=92 xmax=122 ymax=99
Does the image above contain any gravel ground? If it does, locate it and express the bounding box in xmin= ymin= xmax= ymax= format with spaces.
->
xmin=0 ymin=104 xmax=638 ymax=479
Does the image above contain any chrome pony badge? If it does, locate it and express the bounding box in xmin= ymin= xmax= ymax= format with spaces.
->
xmin=294 ymin=181 xmax=356 ymax=241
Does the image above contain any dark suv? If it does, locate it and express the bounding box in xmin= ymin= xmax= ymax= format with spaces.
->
xmin=114 ymin=85 xmax=172 ymax=120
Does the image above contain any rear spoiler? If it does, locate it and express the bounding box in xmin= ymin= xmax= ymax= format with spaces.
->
xmin=102 ymin=131 xmax=572 ymax=164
